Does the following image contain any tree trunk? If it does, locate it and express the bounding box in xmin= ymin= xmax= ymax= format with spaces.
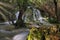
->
xmin=15 ymin=8 xmax=26 ymax=29
xmin=54 ymin=0 xmax=60 ymax=33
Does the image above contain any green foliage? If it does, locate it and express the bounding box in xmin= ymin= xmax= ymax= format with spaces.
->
xmin=17 ymin=0 xmax=28 ymax=9
xmin=27 ymin=27 xmax=42 ymax=40
xmin=29 ymin=0 xmax=48 ymax=8
xmin=48 ymin=17 xmax=58 ymax=23
xmin=0 ymin=0 xmax=17 ymax=22
xmin=27 ymin=25 xmax=60 ymax=40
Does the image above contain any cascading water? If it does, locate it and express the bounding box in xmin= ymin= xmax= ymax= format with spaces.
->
xmin=0 ymin=11 xmax=19 ymax=25
xmin=32 ymin=8 xmax=47 ymax=24
xmin=0 ymin=6 xmax=50 ymax=25
xmin=22 ymin=6 xmax=49 ymax=25
xmin=32 ymin=8 xmax=51 ymax=25
xmin=15 ymin=11 xmax=19 ymax=20
xmin=0 ymin=6 xmax=51 ymax=40
xmin=32 ymin=8 xmax=43 ymax=22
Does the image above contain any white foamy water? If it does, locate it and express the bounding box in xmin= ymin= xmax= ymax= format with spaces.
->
xmin=0 ymin=6 xmax=51 ymax=26
xmin=15 ymin=11 xmax=19 ymax=20
xmin=13 ymin=31 xmax=29 ymax=40
xmin=0 ymin=11 xmax=19 ymax=25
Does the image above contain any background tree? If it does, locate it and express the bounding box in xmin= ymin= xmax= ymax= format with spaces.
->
xmin=15 ymin=0 xmax=29 ymax=28
xmin=0 ymin=0 xmax=17 ymax=22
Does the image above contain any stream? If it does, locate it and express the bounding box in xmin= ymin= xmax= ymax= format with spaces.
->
xmin=0 ymin=6 xmax=51 ymax=40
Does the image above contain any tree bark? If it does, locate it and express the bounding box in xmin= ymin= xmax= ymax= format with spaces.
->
xmin=15 ymin=7 xmax=26 ymax=29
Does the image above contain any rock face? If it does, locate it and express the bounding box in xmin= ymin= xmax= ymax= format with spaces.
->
xmin=12 ymin=31 xmax=29 ymax=40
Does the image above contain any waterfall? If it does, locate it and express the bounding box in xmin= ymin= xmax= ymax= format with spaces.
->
xmin=0 ymin=6 xmax=50 ymax=25
xmin=15 ymin=11 xmax=19 ymax=20
xmin=22 ymin=6 xmax=51 ymax=26
xmin=32 ymin=8 xmax=51 ymax=25
xmin=23 ymin=7 xmax=47 ymax=23
xmin=0 ymin=11 xmax=19 ymax=25
xmin=0 ymin=6 xmax=51 ymax=40
xmin=32 ymin=8 xmax=43 ymax=21
xmin=33 ymin=8 xmax=43 ymax=23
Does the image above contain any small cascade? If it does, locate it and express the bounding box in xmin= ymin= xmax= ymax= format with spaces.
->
xmin=0 ymin=11 xmax=19 ymax=25
xmin=22 ymin=6 xmax=51 ymax=26
xmin=32 ymin=8 xmax=42 ymax=21
xmin=0 ymin=6 xmax=50 ymax=25
xmin=32 ymin=8 xmax=50 ymax=25
xmin=15 ymin=11 xmax=19 ymax=20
